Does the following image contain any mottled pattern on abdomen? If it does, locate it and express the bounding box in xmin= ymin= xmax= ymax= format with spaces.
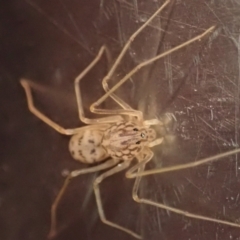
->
xmin=69 ymin=129 xmax=108 ymax=164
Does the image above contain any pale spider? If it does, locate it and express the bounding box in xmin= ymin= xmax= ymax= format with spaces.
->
xmin=20 ymin=0 xmax=240 ymax=239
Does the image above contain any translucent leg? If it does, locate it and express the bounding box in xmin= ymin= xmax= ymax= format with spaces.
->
xmin=125 ymin=149 xmax=154 ymax=179
xmin=75 ymin=45 xmax=140 ymax=123
xmin=48 ymin=158 xmax=119 ymax=239
xmin=131 ymin=152 xmax=150 ymax=203
xmin=102 ymin=0 xmax=170 ymax=83
xmin=134 ymin=198 xmax=240 ymax=228
xmin=127 ymin=148 xmax=240 ymax=178
xmin=130 ymin=150 xmax=240 ymax=230
xmin=89 ymin=1 xmax=171 ymax=121
xmin=93 ymin=161 xmax=141 ymax=239
xmin=74 ymin=46 xmax=124 ymax=124
xmin=90 ymin=105 xmax=144 ymax=122
xmin=79 ymin=49 xmax=142 ymax=121
xmin=100 ymin=0 xmax=169 ymax=112
xmin=102 ymin=45 xmax=133 ymax=110
xmin=20 ymin=79 xmax=105 ymax=135
xmin=91 ymin=26 xmax=215 ymax=116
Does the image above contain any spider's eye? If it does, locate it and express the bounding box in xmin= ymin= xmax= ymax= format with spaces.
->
xmin=136 ymin=141 xmax=141 ymax=145
xmin=140 ymin=133 xmax=145 ymax=138
xmin=133 ymin=128 xmax=138 ymax=131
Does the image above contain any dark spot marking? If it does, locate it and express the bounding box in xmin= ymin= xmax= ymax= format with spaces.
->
xmin=71 ymin=151 xmax=75 ymax=156
xmin=78 ymin=150 xmax=83 ymax=157
xmin=90 ymin=149 xmax=96 ymax=154
xmin=88 ymin=139 xmax=94 ymax=144
xmin=121 ymin=140 xmax=127 ymax=145
xmin=136 ymin=141 xmax=141 ymax=145
xmin=78 ymin=136 xmax=83 ymax=146
xmin=133 ymin=128 xmax=138 ymax=131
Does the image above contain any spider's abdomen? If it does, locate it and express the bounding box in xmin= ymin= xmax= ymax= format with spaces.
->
xmin=69 ymin=129 xmax=108 ymax=164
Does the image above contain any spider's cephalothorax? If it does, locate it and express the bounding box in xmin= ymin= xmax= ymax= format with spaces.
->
xmin=102 ymin=121 xmax=156 ymax=161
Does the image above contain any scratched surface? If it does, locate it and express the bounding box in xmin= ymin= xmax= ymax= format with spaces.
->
xmin=1 ymin=0 xmax=240 ymax=240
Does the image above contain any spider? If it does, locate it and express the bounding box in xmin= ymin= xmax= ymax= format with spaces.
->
xmin=20 ymin=0 xmax=240 ymax=239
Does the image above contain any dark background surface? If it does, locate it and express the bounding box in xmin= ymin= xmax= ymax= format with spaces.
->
xmin=1 ymin=0 xmax=240 ymax=240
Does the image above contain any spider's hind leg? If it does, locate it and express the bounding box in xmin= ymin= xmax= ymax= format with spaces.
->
xmin=93 ymin=161 xmax=142 ymax=239
xmin=48 ymin=158 xmax=119 ymax=239
xmin=90 ymin=24 xmax=215 ymax=123
xmin=127 ymin=149 xmax=240 ymax=230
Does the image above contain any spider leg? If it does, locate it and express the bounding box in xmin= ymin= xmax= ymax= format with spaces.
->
xmin=102 ymin=0 xmax=170 ymax=83
xmin=20 ymin=79 xmax=108 ymax=135
xmin=125 ymin=148 xmax=154 ymax=180
xmin=74 ymin=46 xmax=124 ymax=124
xmin=86 ymin=1 xmax=171 ymax=122
xmin=96 ymin=2 xmax=173 ymax=123
xmin=48 ymin=158 xmax=119 ymax=239
xmin=102 ymin=45 xmax=133 ymax=110
xmin=131 ymin=150 xmax=152 ymax=203
xmin=90 ymin=26 xmax=215 ymax=121
xmin=76 ymin=46 xmax=142 ymax=121
xmin=90 ymin=104 xmax=144 ymax=122
xmin=127 ymin=148 xmax=240 ymax=178
xmin=93 ymin=161 xmax=141 ymax=239
xmin=135 ymin=197 xmax=240 ymax=229
xmin=129 ymin=150 xmax=240 ymax=230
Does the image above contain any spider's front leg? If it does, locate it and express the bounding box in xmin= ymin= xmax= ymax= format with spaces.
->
xmin=87 ymin=1 xmax=172 ymax=123
xmin=20 ymin=79 xmax=93 ymax=135
xmin=90 ymin=25 xmax=215 ymax=123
